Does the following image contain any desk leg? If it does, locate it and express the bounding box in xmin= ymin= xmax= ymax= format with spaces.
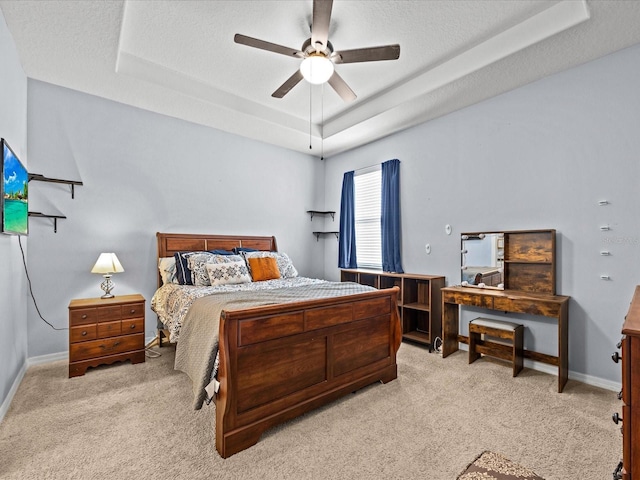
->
xmin=558 ymin=302 xmax=569 ymax=393
xmin=442 ymin=301 xmax=459 ymax=358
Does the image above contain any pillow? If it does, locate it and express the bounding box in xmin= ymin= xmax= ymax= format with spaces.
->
xmin=233 ymin=247 xmax=258 ymax=254
xmin=158 ymin=257 xmax=177 ymax=285
xmin=209 ymin=249 xmax=235 ymax=255
xmin=174 ymin=251 xmax=203 ymax=285
xmin=242 ymin=251 xmax=298 ymax=278
xmin=248 ymin=256 xmax=281 ymax=281
xmin=205 ymin=260 xmax=251 ymax=287
xmin=188 ymin=253 xmax=244 ymax=286
xmin=174 ymin=250 xmax=237 ymax=285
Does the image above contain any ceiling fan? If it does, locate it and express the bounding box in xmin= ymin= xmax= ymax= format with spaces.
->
xmin=234 ymin=0 xmax=400 ymax=102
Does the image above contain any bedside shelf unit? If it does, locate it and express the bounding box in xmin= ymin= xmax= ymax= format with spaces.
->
xmin=68 ymin=294 xmax=146 ymax=377
xmin=341 ymin=269 xmax=445 ymax=349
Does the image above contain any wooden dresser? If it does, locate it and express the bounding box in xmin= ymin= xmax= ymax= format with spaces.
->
xmin=614 ymin=286 xmax=640 ymax=479
xmin=68 ymin=294 xmax=146 ymax=377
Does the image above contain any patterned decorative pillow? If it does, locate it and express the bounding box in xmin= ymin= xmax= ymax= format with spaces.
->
xmin=188 ymin=253 xmax=244 ymax=286
xmin=158 ymin=257 xmax=178 ymax=285
xmin=242 ymin=251 xmax=298 ymax=278
xmin=205 ymin=260 xmax=251 ymax=287
xmin=248 ymin=256 xmax=281 ymax=281
xmin=174 ymin=251 xmax=204 ymax=285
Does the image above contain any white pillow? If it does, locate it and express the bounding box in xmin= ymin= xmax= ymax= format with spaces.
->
xmin=158 ymin=257 xmax=177 ymax=285
xmin=205 ymin=260 xmax=252 ymax=287
xmin=242 ymin=251 xmax=298 ymax=278
xmin=188 ymin=253 xmax=244 ymax=286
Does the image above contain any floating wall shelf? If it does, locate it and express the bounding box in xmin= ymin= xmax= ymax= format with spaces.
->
xmin=27 ymin=173 xmax=82 ymax=232
xmin=307 ymin=210 xmax=335 ymax=221
xmin=28 ymin=173 xmax=83 ymax=199
xmin=313 ymin=231 xmax=339 ymax=241
xmin=28 ymin=212 xmax=67 ymax=233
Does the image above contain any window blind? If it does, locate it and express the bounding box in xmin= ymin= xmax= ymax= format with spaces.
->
xmin=354 ymin=168 xmax=382 ymax=269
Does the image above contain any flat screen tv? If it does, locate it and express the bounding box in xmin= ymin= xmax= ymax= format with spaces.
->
xmin=1 ymin=138 xmax=28 ymax=235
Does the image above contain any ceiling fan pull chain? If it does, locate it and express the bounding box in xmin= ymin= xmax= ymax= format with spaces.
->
xmin=321 ymin=83 xmax=324 ymax=161
xmin=309 ymin=82 xmax=313 ymax=151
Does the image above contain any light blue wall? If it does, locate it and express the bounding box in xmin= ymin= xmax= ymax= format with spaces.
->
xmin=0 ymin=9 xmax=27 ymax=416
xmin=25 ymin=80 xmax=324 ymax=358
xmin=323 ymin=43 xmax=640 ymax=387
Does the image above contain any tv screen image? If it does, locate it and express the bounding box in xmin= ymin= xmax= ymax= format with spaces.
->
xmin=1 ymin=138 xmax=28 ymax=235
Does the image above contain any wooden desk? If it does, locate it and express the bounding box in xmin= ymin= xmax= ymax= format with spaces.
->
xmin=441 ymin=286 xmax=570 ymax=393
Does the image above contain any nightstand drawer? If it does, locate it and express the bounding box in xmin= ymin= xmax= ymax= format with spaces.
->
xmin=70 ymin=308 xmax=97 ymax=326
xmin=97 ymin=306 xmax=122 ymax=322
xmin=122 ymin=318 xmax=144 ymax=334
xmin=98 ymin=320 xmax=121 ymax=338
xmin=70 ymin=333 xmax=144 ymax=362
xmin=70 ymin=324 xmax=97 ymax=343
xmin=122 ymin=303 xmax=144 ymax=319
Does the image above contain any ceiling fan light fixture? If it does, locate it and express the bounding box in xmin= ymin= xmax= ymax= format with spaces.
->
xmin=300 ymin=54 xmax=334 ymax=84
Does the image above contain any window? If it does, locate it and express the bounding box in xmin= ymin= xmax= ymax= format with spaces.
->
xmin=354 ymin=167 xmax=381 ymax=269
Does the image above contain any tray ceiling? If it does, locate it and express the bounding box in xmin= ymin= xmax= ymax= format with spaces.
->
xmin=1 ymin=0 xmax=640 ymax=158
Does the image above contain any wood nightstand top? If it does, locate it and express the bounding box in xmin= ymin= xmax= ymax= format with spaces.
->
xmin=69 ymin=293 xmax=145 ymax=309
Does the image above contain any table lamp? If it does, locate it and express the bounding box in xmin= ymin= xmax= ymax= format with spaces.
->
xmin=91 ymin=253 xmax=124 ymax=298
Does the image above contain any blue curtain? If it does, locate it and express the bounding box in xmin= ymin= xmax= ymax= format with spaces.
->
xmin=381 ymin=159 xmax=403 ymax=273
xmin=338 ymin=171 xmax=357 ymax=269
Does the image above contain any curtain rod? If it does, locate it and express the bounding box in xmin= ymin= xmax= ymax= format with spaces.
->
xmin=353 ymin=159 xmax=400 ymax=174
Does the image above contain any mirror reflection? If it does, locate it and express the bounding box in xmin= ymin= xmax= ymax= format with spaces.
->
xmin=461 ymin=232 xmax=504 ymax=290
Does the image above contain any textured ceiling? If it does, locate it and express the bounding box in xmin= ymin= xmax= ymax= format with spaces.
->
xmin=2 ymin=0 xmax=640 ymax=158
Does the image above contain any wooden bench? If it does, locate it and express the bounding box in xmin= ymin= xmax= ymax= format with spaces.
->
xmin=468 ymin=317 xmax=524 ymax=377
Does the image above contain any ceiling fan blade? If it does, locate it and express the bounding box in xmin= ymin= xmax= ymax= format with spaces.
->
xmin=272 ymin=70 xmax=304 ymax=98
xmin=333 ymin=44 xmax=400 ymax=64
xmin=311 ymin=0 xmax=333 ymax=52
xmin=328 ymin=71 xmax=356 ymax=102
xmin=234 ymin=34 xmax=303 ymax=58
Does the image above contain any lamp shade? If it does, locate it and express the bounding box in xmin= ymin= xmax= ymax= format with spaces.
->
xmin=300 ymin=54 xmax=334 ymax=85
xmin=91 ymin=253 xmax=124 ymax=274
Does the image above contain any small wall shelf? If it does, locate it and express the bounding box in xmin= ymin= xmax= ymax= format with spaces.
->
xmin=307 ymin=210 xmax=335 ymax=221
xmin=313 ymin=231 xmax=339 ymax=241
xmin=28 ymin=211 xmax=67 ymax=233
xmin=28 ymin=173 xmax=83 ymax=199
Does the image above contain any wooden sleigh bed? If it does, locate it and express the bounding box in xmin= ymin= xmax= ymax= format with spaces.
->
xmin=155 ymin=232 xmax=402 ymax=458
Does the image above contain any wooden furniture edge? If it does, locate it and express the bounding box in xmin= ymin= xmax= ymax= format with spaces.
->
xmin=214 ymin=286 xmax=401 ymax=458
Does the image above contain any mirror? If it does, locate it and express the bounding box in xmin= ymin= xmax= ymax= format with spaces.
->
xmin=461 ymin=232 xmax=504 ymax=290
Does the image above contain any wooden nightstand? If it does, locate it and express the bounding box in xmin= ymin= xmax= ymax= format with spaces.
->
xmin=68 ymin=293 xmax=146 ymax=377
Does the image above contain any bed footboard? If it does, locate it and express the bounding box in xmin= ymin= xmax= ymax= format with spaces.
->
xmin=215 ymin=286 xmax=401 ymax=458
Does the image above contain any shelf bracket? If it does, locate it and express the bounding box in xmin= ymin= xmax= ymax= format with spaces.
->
xmin=28 ymin=173 xmax=83 ymax=199
xmin=28 ymin=211 xmax=67 ymax=233
xmin=313 ymin=232 xmax=339 ymax=241
xmin=307 ymin=210 xmax=336 ymax=221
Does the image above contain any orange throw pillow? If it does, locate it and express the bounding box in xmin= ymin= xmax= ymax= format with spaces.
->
xmin=248 ymin=256 xmax=281 ymax=281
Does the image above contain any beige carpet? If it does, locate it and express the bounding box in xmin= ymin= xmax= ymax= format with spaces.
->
xmin=0 ymin=343 xmax=621 ymax=479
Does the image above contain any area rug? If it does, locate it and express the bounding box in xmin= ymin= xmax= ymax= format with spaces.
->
xmin=457 ymin=451 xmax=545 ymax=480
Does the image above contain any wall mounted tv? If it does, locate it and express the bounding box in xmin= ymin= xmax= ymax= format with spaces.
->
xmin=1 ymin=138 xmax=28 ymax=235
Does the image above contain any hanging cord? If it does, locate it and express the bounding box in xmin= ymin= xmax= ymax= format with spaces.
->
xmin=309 ymin=81 xmax=313 ymax=151
xmin=320 ymin=82 xmax=324 ymax=160
xmin=18 ymin=235 xmax=67 ymax=331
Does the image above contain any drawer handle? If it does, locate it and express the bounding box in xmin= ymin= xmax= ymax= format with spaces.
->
xmin=100 ymin=341 xmax=121 ymax=350
xmin=611 ymin=351 xmax=621 ymax=363
xmin=612 ymin=412 xmax=622 ymax=424
xmin=82 ymin=331 xmax=88 ymax=336
xmin=130 ymin=309 xmax=136 ymax=314
xmin=82 ymin=314 xmax=87 ymax=319
xmin=130 ymin=324 xmax=136 ymax=329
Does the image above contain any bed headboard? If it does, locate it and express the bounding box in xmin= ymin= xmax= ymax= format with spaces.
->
xmin=156 ymin=232 xmax=278 ymax=287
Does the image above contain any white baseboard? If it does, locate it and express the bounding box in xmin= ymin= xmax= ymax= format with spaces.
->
xmin=458 ymin=343 xmax=622 ymax=392
xmin=27 ymin=350 xmax=68 ymax=367
xmin=0 ymin=361 xmax=27 ymax=424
